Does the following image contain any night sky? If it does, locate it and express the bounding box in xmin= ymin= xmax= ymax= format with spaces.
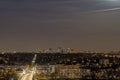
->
xmin=0 ymin=0 xmax=120 ymax=51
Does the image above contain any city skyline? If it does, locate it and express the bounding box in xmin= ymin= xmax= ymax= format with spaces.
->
xmin=0 ymin=0 xmax=120 ymax=51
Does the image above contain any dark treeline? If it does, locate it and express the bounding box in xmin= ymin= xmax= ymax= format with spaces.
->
xmin=0 ymin=53 xmax=119 ymax=67
xmin=0 ymin=53 xmax=34 ymax=65
xmin=36 ymin=53 xmax=102 ymax=64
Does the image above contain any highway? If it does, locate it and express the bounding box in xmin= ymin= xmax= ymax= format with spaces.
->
xmin=19 ymin=54 xmax=37 ymax=80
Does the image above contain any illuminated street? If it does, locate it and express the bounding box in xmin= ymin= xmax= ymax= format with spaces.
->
xmin=19 ymin=54 xmax=37 ymax=80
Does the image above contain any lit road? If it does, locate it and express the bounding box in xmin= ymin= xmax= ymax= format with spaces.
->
xmin=20 ymin=71 xmax=34 ymax=80
xmin=19 ymin=54 xmax=37 ymax=80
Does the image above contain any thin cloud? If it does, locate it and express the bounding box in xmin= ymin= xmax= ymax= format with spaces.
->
xmin=92 ymin=7 xmax=120 ymax=13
